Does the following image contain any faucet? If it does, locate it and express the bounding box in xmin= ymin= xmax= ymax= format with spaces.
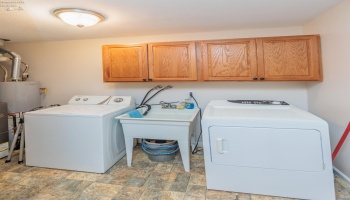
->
xmin=160 ymin=101 xmax=176 ymax=109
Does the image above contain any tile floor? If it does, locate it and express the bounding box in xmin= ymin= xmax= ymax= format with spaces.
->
xmin=0 ymin=146 xmax=349 ymax=200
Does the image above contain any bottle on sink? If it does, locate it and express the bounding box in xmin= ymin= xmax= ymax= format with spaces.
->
xmin=185 ymin=99 xmax=194 ymax=109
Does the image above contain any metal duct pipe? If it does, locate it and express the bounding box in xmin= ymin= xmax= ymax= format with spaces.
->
xmin=0 ymin=48 xmax=22 ymax=81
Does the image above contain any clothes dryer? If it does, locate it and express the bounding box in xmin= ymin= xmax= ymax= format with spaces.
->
xmin=25 ymin=96 xmax=135 ymax=173
xmin=202 ymin=100 xmax=335 ymax=200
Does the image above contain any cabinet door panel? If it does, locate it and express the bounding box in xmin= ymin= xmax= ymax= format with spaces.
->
xmin=257 ymin=35 xmax=322 ymax=81
xmin=148 ymin=42 xmax=197 ymax=81
xmin=102 ymin=44 xmax=147 ymax=82
xmin=201 ymin=39 xmax=258 ymax=81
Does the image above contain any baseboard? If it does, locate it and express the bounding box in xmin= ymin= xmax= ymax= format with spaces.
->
xmin=334 ymin=166 xmax=350 ymax=185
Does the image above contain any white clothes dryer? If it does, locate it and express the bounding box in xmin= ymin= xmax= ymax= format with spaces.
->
xmin=25 ymin=96 xmax=135 ymax=173
xmin=202 ymin=100 xmax=335 ymax=200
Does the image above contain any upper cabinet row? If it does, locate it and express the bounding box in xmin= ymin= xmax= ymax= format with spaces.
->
xmin=102 ymin=35 xmax=322 ymax=82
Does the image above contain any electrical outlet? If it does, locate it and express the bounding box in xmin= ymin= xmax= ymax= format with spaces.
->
xmin=189 ymin=92 xmax=193 ymax=97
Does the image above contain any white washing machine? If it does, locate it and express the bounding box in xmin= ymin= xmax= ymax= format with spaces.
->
xmin=25 ymin=96 xmax=135 ymax=173
xmin=202 ymin=100 xmax=335 ymax=200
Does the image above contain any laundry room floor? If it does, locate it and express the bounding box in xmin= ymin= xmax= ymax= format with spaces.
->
xmin=0 ymin=146 xmax=349 ymax=200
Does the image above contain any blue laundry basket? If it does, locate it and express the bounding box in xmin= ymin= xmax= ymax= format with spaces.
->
xmin=142 ymin=139 xmax=179 ymax=162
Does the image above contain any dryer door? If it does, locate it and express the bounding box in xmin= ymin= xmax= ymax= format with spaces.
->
xmin=209 ymin=126 xmax=324 ymax=172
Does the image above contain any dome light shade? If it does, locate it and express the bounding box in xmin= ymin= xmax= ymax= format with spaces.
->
xmin=53 ymin=8 xmax=104 ymax=28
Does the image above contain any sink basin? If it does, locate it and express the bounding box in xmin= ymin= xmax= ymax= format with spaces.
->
xmin=116 ymin=106 xmax=199 ymax=172
xmin=117 ymin=106 xmax=199 ymax=123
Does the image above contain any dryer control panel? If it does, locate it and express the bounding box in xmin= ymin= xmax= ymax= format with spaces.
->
xmin=227 ymin=100 xmax=289 ymax=105
xmin=68 ymin=96 xmax=135 ymax=105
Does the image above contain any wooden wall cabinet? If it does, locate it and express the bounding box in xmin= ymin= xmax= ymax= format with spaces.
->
xmin=103 ymin=35 xmax=322 ymax=82
xmin=256 ymin=35 xmax=322 ymax=81
xmin=102 ymin=44 xmax=148 ymax=82
xmin=200 ymin=35 xmax=322 ymax=81
xmin=200 ymin=39 xmax=258 ymax=81
xmin=102 ymin=41 xmax=197 ymax=82
xmin=148 ymin=42 xmax=197 ymax=81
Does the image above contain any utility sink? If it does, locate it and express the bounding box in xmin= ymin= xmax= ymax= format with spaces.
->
xmin=117 ymin=106 xmax=199 ymax=123
xmin=116 ymin=106 xmax=199 ymax=172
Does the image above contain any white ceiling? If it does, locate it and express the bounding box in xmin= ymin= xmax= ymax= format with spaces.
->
xmin=0 ymin=0 xmax=343 ymax=43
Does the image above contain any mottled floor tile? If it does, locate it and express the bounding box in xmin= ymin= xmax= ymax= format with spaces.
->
xmin=155 ymin=163 xmax=174 ymax=172
xmin=0 ymin=171 xmax=28 ymax=184
xmin=82 ymin=182 xmax=122 ymax=197
xmin=0 ymin=182 xmax=10 ymax=192
xmin=106 ymin=159 xmax=128 ymax=174
xmin=171 ymin=164 xmax=187 ymax=173
xmin=7 ymin=163 xmax=32 ymax=173
xmin=144 ymin=177 xmax=173 ymax=191
xmin=18 ymin=176 xmax=59 ymax=190
xmin=76 ymin=193 xmax=113 ymax=200
xmin=66 ymin=171 xmax=101 ymax=181
xmin=169 ymin=173 xmax=191 ymax=192
xmin=144 ymin=171 xmax=177 ymax=190
xmin=184 ymin=185 xmax=206 ymax=200
xmin=189 ymin=174 xmax=206 ymax=186
xmin=126 ymin=176 xmax=147 ymax=187
xmin=49 ymin=178 xmax=92 ymax=193
xmin=206 ymin=189 xmax=236 ymax=200
xmin=0 ymin=184 xmax=37 ymax=200
xmin=236 ymin=192 xmax=252 ymax=200
xmin=250 ymin=194 xmax=289 ymax=200
xmin=30 ymin=168 xmax=72 ymax=179
xmin=190 ymin=160 xmax=205 ymax=168
xmin=109 ymin=169 xmax=136 ymax=185
xmin=162 ymin=191 xmax=186 ymax=200
xmin=95 ymin=174 xmax=115 ymax=184
xmin=29 ymin=188 xmax=81 ymax=200
xmin=139 ymin=188 xmax=162 ymax=200
xmin=0 ymin=146 xmax=347 ymax=200
xmin=334 ymin=180 xmax=350 ymax=199
xmin=112 ymin=186 xmax=145 ymax=200
xmin=134 ymin=166 xmax=156 ymax=179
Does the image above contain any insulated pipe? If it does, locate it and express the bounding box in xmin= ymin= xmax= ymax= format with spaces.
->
xmin=0 ymin=64 xmax=8 ymax=81
xmin=7 ymin=57 xmax=29 ymax=81
xmin=0 ymin=48 xmax=22 ymax=81
xmin=0 ymin=54 xmax=9 ymax=81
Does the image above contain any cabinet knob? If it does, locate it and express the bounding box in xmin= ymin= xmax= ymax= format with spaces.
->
xmin=143 ymin=79 xmax=147 ymax=81
xmin=253 ymin=77 xmax=258 ymax=80
xmin=260 ymin=77 xmax=265 ymax=80
xmin=149 ymin=78 xmax=153 ymax=81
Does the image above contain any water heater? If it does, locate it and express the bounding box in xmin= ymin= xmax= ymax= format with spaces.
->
xmin=0 ymin=81 xmax=40 ymax=112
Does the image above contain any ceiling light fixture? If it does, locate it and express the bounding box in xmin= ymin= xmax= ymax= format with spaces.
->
xmin=53 ymin=8 xmax=105 ymax=28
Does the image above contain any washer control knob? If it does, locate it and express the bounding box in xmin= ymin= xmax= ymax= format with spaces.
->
xmin=75 ymin=98 xmax=80 ymax=101
xmin=114 ymin=98 xmax=123 ymax=103
xmin=83 ymin=98 xmax=88 ymax=101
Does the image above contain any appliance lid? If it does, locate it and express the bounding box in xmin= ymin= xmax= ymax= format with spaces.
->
xmin=202 ymin=100 xmax=328 ymax=127
xmin=25 ymin=104 xmax=133 ymax=117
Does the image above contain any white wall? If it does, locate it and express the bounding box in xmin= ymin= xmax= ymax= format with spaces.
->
xmin=3 ymin=26 xmax=307 ymax=108
xmin=304 ymin=0 xmax=350 ymax=177
xmin=2 ymin=27 xmax=308 ymax=145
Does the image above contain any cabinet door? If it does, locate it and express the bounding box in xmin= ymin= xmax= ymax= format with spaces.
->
xmin=102 ymin=44 xmax=148 ymax=82
xmin=148 ymin=42 xmax=197 ymax=81
xmin=201 ymin=39 xmax=258 ymax=81
xmin=256 ymin=35 xmax=322 ymax=81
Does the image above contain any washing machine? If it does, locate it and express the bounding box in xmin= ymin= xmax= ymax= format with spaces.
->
xmin=25 ymin=95 xmax=135 ymax=173
xmin=202 ymin=100 xmax=335 ymax=200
